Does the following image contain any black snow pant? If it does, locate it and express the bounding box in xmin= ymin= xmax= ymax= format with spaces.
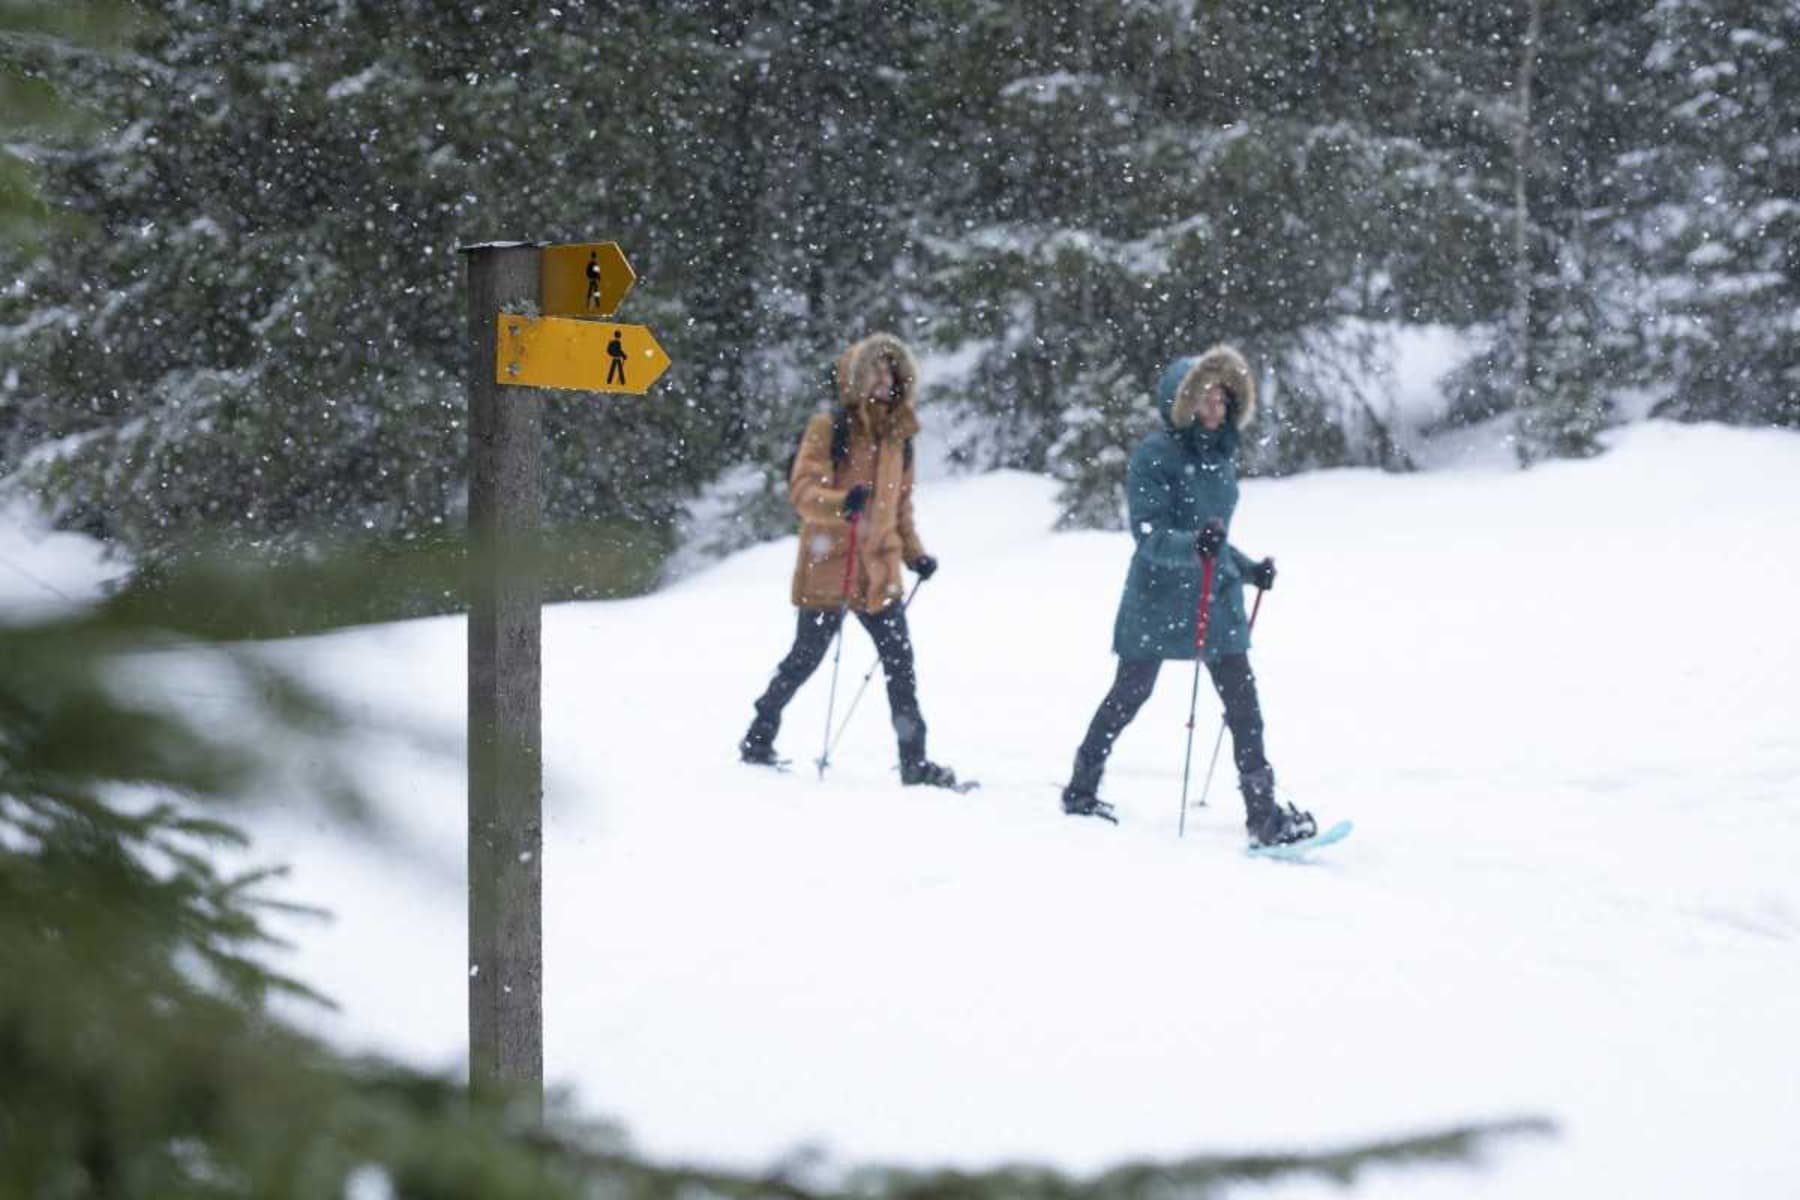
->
xmin=1066 ymin=654 xmax=1269 ymax=800
xmin=744 ymin=603 xmax=927 ymax=766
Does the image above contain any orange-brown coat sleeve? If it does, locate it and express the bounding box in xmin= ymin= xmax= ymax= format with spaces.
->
xmin=789 ymin=413 xmax=849 ymax=525
xmin=897 ymin=454 xmax=926 ymax=562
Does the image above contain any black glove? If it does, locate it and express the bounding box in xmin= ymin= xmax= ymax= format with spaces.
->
xmin=1250 ymin=557 xmax=1276 ymax=591
xmin=909 ymin=554 xmax=938 ymax=581
xmin=1194 ymin=520 xmax=1225 ymax=560
xmin=842 ymin=483 xmax=870 ymax=518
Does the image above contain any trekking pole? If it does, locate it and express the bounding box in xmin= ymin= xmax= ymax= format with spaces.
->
xmin=1177 ymin=552 xmax=1219 ymax=838
xmin=822 ymin=576 xmax=925 ymax=765
xmin=815 ymin=512 xmax=862 ymax=781
xmin=1193 ymin=585 xmax=1267 ymax=813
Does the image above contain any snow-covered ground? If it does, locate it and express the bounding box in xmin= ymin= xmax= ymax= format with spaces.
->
xmin=17 ymin=422 xmax=1800 ymax=1196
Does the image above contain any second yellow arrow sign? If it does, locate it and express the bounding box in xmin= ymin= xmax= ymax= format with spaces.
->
xmin=495 ymin=315 xmax=671 ymax=395
xmin=540 ymin=242 xmax=634 ymax=318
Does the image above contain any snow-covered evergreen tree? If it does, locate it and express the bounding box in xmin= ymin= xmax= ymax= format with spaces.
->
xmin=1641 ymin=0 xmax=1799 ymax=428
xmin=3 ymin=0 xmax=1795 ymax=577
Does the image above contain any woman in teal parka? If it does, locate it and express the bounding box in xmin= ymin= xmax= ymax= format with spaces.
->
xmin=1060 ymin=344 xmax=1315 ymax=846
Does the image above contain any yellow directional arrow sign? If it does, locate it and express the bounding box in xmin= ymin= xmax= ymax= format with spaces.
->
xmin=495 ymin=315 xmax=671 ymax=395
xmin=540 ymin=241 xmax=635 ymax=318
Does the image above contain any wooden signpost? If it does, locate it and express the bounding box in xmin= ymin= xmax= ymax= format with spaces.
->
xmin=460 ymin=240 xmax=667 ymax=1109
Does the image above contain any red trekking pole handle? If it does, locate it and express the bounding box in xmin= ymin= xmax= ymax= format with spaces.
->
xmin=1193 ymin=553 xmax=1218 ymax=653
xmin=1184 ymin=552 xmax=1219 ymax=735
xmin=1178 ymin=550 xmax=1221 ymax=831
xmin=839 ymin=512 xmax=862 ymax=601
xmin=817 ymin=510 xmax=864 ymax=782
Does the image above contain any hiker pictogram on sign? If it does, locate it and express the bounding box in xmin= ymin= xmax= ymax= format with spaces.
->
xmin=495 ymin=316 xmax=670 ymax=394
xmin=541 ymin=242 xmax=635 ymax=318
xmin=606 ymin=329 xmax=628 ymax=386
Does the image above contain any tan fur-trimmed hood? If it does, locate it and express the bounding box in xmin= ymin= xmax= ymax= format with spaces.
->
xmin=836 ymin=332 xmax=921 ymax=410
xmin=1165 ymin=344 xmax=1258 ymax=431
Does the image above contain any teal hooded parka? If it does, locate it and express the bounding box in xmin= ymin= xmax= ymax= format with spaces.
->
xmin=1110 ymin=346 xmax=1262 ymax=662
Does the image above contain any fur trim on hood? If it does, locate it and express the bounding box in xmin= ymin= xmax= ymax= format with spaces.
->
xmin=836 ymin=333 xmax=920 ymax=411
xmin=834 ymin=332 xmax=921 ymax=443
xmin=1166 ymin=344 xmax=1257 ymax=432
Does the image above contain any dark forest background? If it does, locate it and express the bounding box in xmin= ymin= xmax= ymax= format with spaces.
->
xmin=4 ymin=0 xmax=1794 ymax=592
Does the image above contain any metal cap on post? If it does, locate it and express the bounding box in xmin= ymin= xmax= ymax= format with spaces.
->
xmin=462 ymin=241 xmax=544 ymax=1112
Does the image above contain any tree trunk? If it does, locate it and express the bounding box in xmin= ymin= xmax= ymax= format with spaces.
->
xmin=1510 ymin=0 xmax=1544 ymax=429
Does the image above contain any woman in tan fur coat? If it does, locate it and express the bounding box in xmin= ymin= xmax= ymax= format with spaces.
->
xmin=739 ymin=333 xmax=962 ymax=788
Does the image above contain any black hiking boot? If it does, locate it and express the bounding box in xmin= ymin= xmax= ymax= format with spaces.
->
xmin=1247 ymin=802 xmax=1318 ymax=847
xmin=1061 ymin=787 xmax=1119 ymax=824
xmin=901 ymin=759 xmax=963 ymax=789
xmin=740 ymin=742 xmax=785 ymax=767
xmin=897 ymin=734 xmax=971 ymax=790
xmin=739 ymin=714 xmax=781 ymax=767
xmin=1241 ymin=766 xmax=1316 ymax=847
